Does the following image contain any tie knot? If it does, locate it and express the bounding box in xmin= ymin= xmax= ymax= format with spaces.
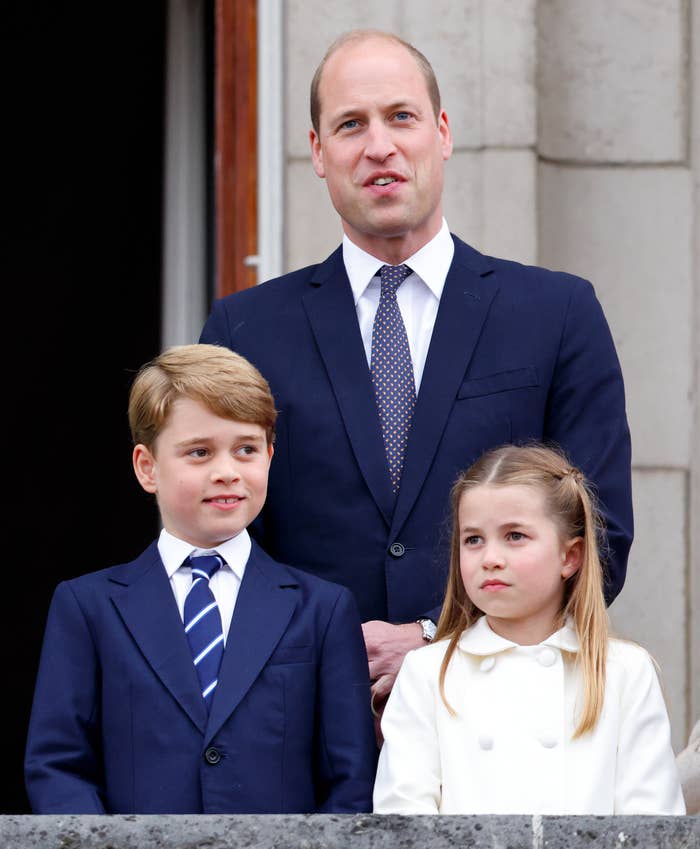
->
xmin=379 ymin=264 xmax=412 ymax=295
xmin=188 ymin=553 xmax=223 ymax=581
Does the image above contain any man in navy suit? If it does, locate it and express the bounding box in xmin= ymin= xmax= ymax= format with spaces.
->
xmin=200 ymin=29 xmax=633 ymax=716
xmin=24 ymin=344 xmax=376 ymax=813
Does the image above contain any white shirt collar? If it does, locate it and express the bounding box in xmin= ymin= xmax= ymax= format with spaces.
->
xmin=342 ymin=218 xmax=454 ymax=304
xmin=157 ymin=527 xmax=251 ymax=583
xmin=457 ymin=615 xmax=580 ymax=656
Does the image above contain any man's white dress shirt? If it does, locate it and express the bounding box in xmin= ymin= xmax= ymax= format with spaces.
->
xmin=343 ymin=218 xmax=454 ymax=393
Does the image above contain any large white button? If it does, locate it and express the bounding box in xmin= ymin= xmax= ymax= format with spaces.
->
xmin=538 ymin=648 xmax=557 ymax=667
xmin=539 ymin=733 xmax=558 ymax=748
xmin=480 ymin=656 xmax=496 ymax=673
xmin=478 ymin=734 xmax=494 ymax=750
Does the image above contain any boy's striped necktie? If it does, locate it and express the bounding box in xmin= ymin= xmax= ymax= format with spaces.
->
xmin=183 ymin=553 xmax=225 ymax=710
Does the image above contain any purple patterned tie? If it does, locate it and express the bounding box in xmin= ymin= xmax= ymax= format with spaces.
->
xmin=370 ymin=264 xmax=416 ymax=493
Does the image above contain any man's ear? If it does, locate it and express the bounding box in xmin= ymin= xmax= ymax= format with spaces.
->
xmin=310 ymin=129 xmax=325 ymax=178
xmin=562 ymin=537 xmax=584 ymax=580
xmin=132 ymin=444 xmax=157 ymax=494
xmin=438 ymin=108 xmax=453 ymax=161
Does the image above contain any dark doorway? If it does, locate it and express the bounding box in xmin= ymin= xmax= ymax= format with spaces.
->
xmin=6 ymin=4 xmax=166 ymax=812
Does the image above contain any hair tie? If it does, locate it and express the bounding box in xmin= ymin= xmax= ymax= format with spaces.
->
xmin=564 ymin=466 xmax=584 ymax=483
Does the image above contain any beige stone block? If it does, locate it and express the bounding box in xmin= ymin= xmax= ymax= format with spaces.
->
xmin=482 ymin=0 xmax=536 ymax=146
xmin=482 ymin=149 xmax=536 ymax=265
xmin=538 ymin=163 xmax=693 ymax=468
xmin=608 ymin=469 xmax=687 ymax=752
xmin=441 ymin=149 xmax=484 ymax=249
xmin=689 ymin=0 xmax=700 ymax=726
xmin=695 ymin=1 xmax=700 ymax=187
xmin=403 ymin=0 xmax=482 ymax=148
xmin=443 ymin=149 xmax=536 ymax=265
xmin=285 ymin=1 xmax=402 ymax=159
xmin=538 ymin=0 xmax=686 ymax=162
xmin=285 ymin=160 xmax=343 ymax=272
xmin=404 ymin=0 xmax=535 ymax=148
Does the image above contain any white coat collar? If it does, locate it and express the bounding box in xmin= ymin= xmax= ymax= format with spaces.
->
xmin=457 ymin=615 xmax=580 ymax=656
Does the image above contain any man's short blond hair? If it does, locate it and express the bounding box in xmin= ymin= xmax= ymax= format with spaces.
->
xmin=128 ymin=344 xmax=277 ymax=449
xmin=310 ymin=29 xmax=442 ymax=135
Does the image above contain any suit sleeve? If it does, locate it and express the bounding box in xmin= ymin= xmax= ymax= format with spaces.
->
xmin=314 ymin=587 xmax=378 ymax=813
xmin=373 ymin=649 xmax=441 ymax=813
xmin=24 ymin=582 xmax=106 ymax=813
xmin=614 ymin=647 xmax=685 ymax=814
xmin=544 ymin=277 xmax=633 ymax=604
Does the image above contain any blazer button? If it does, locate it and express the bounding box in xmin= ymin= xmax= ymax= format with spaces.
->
xmin=539 ymin=734 xmax=558 ymax=749
xmin=389 ymin=542 xmax=405 ymax=557
xmin=204 ymin=747 xmax=221 ymax=765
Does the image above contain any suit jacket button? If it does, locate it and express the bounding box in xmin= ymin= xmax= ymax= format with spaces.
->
xmin=204 ymin=747 xmax=221 ymax=765
xmin=389 ymin=542 xmax=405 ymax=557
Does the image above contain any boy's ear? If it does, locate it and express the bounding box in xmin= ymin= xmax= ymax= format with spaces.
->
xmin=132 ymin=444 xmax=157 ymax=493
xmin=561 ymin=537 xmax=583 ymax=580
xmin=267 ymin=442 xmax=274 ymax=463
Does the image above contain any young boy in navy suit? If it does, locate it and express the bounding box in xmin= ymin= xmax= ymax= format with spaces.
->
xmin=25 ymin=343 xmax=377 ymax=814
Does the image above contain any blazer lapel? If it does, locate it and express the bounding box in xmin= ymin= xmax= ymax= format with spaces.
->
xmin=391 ymin=238 xmax=499 ymax=534
xmin=302 ymin=249 xmax=395 ymax=525
xmin=109 ymin=542 xmax=208 ymax=734
xmin=205 ymin=543 xmax=298 ymax=742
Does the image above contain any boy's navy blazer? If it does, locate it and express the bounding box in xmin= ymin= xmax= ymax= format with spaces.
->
xmin=25 ymin=539 xmax=377 ymax=814
xmin=200 ymin=236 xmax=633 ymax=622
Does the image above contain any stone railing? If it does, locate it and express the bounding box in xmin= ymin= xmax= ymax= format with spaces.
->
xmin=0 ymin=813 xmax=698 ymax=849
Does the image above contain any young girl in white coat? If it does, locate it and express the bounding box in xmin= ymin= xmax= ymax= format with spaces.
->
xmin=373 ymin=443 xmax=685 ymax=815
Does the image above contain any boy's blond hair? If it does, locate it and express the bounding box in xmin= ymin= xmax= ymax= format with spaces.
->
xmin=436 ymin=442 xmax=609 ymax=738
xmin=128 ymin=344 xmax=277 ymax=449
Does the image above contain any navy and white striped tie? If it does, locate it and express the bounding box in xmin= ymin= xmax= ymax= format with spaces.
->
xmin=184 ymin=554 xmax=225 ymax=710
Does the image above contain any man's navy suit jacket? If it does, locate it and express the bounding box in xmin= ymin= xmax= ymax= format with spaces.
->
xmin=200 ymin=236 xmax=633 ymax=622
xmin=25 ymin=540 xmax=377 ymax=813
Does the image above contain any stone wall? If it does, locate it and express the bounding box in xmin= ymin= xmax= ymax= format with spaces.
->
xmin=282 ymin=0 xmax=700 ymax=753
xmin=1 ymin=814 xmax=697 ymax=849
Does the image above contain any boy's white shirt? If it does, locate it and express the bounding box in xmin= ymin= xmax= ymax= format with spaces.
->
xmin=157 ymin=526 xmax=251 ymax=644
xmin=373 ymin=615 xmax=686 ymax=815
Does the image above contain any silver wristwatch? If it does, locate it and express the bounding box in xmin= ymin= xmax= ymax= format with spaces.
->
xmin=417 ymin=618 xmax=437 ymax=642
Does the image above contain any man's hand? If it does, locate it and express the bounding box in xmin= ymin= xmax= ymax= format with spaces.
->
xmin=362 ymin=620 xmax=425 ymax=745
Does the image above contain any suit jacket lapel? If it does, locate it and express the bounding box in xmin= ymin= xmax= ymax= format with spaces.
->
xmin=109 ymin=542 xmax=208 ymax=734
xmin=205 ymin=542 xmax=298 ymax=742
xmin=302 ymin=248 xmax=395 ymax=525
xmin=391 ymin=237 xmax=498 ymax=534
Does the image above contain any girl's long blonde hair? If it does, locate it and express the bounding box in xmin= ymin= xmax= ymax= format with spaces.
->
xmin=436 ymin=442 xmax=609 ymax=738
